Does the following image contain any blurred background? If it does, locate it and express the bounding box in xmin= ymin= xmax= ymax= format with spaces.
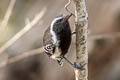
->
xmin=0 ymin=0 xmax=120 ymax=80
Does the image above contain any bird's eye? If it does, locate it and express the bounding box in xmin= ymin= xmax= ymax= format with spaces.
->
xmin=47 ymin=46 xmax=51 ymax=49
xmin=59 ymin=19 xmax=62 ymax=22
xmin=59 ymin=19 xmax=63 ymax=22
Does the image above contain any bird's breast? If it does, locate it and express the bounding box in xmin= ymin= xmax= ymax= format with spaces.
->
xmin=50 ymin=47 xmax=61 ymax=60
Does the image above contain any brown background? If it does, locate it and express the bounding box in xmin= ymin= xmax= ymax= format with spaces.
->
xmin=0 ymin=0 xmax=120 ymax=80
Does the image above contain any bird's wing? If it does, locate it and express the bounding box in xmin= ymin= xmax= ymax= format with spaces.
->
xmin=43 ymin=27 xmax=52 ymax=46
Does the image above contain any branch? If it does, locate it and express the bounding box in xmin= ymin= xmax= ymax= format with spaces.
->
xmin=89 ymin=32 xmax=120 ymax=40
xmin=0 ymin=0 xmax=16 ymax=32
xmin=73 ymin=0 xmax=88 ymax=80
xmin=0 ymin=47 xmax=44 ymax=69
xmin=1 ymin=31 xmax=120 ymax=69
xmin=0 ymin=7 xmax=47 ymax=55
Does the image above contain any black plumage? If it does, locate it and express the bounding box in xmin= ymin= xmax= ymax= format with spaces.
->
xmin=43 ymin=14 xmax=72 ymax=66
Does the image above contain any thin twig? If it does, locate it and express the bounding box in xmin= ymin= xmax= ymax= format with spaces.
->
xmin=0 ymin=47 xmax=44 ymax=69
xmin=65 ymin=0 xmax=71 ymax=12
xmin=89 ymin=32 xmax=120 ymax=40
xmin=64 ymin=0 xmax=75 ymax=16
xmin=0 ymin=0 xmax=16 ymax=32
xmin=0 ymin=7 xmax=47 ymax=55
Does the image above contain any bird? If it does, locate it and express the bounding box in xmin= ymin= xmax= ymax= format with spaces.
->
xmin=43 ymin=13 xmax=72 ymax=66
xmin=43 ymin=13 xmax=84 ymax=70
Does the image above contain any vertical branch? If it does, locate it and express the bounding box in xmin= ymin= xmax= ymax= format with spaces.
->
xmin=73 ymin=0 xmax=88 ymax=80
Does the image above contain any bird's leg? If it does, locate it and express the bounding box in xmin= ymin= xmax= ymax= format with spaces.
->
xmin=57 ymin=57 xmax=64 ymax=66
xmin=63 ymin=56 xmax=84 ymax=70
xmin=72 ymin=32 xmax=76 ymax=35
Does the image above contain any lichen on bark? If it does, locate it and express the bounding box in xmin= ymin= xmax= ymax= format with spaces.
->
xmin=73 ymin=0 xmax=88 ymax=80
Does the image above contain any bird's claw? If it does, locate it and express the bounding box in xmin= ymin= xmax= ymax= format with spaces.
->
xmin=73 ymin=62 xmax=85 ymax=70
xmin=72 ymin=32 xmax=76 ymax=35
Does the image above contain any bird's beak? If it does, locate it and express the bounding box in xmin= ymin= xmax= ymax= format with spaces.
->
xmin=64 ymin=13 xmax=73 ymax=20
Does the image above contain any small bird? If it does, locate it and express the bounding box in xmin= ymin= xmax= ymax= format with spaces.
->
xmin=43 ymin=14 xmax=72 ymax=66
xmin=43 ymin=14 xmax=84 ymax=70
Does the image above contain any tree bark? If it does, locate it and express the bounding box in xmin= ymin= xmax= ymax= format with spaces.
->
xmin=73 ymin=0 xmax=88 ymax=80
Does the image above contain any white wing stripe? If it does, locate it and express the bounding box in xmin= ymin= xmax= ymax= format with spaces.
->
xmin=50 ymin=17 xmax=62 ymax=44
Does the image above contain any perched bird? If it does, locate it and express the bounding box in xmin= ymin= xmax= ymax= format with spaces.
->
xmin=43 ymin=14 xmax=72 ymax=66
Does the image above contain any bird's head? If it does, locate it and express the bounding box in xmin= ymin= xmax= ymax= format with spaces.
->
xmin=53 ymin=13 xmax=72 ymax=24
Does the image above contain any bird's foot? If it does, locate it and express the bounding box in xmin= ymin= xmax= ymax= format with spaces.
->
xmin=72 ymin=32 xmax=76 ymax=35
xmin=72 ymin=62 xmax=85 ymax=70
xmin=57 ymin=58 xmax=64 ymax=67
